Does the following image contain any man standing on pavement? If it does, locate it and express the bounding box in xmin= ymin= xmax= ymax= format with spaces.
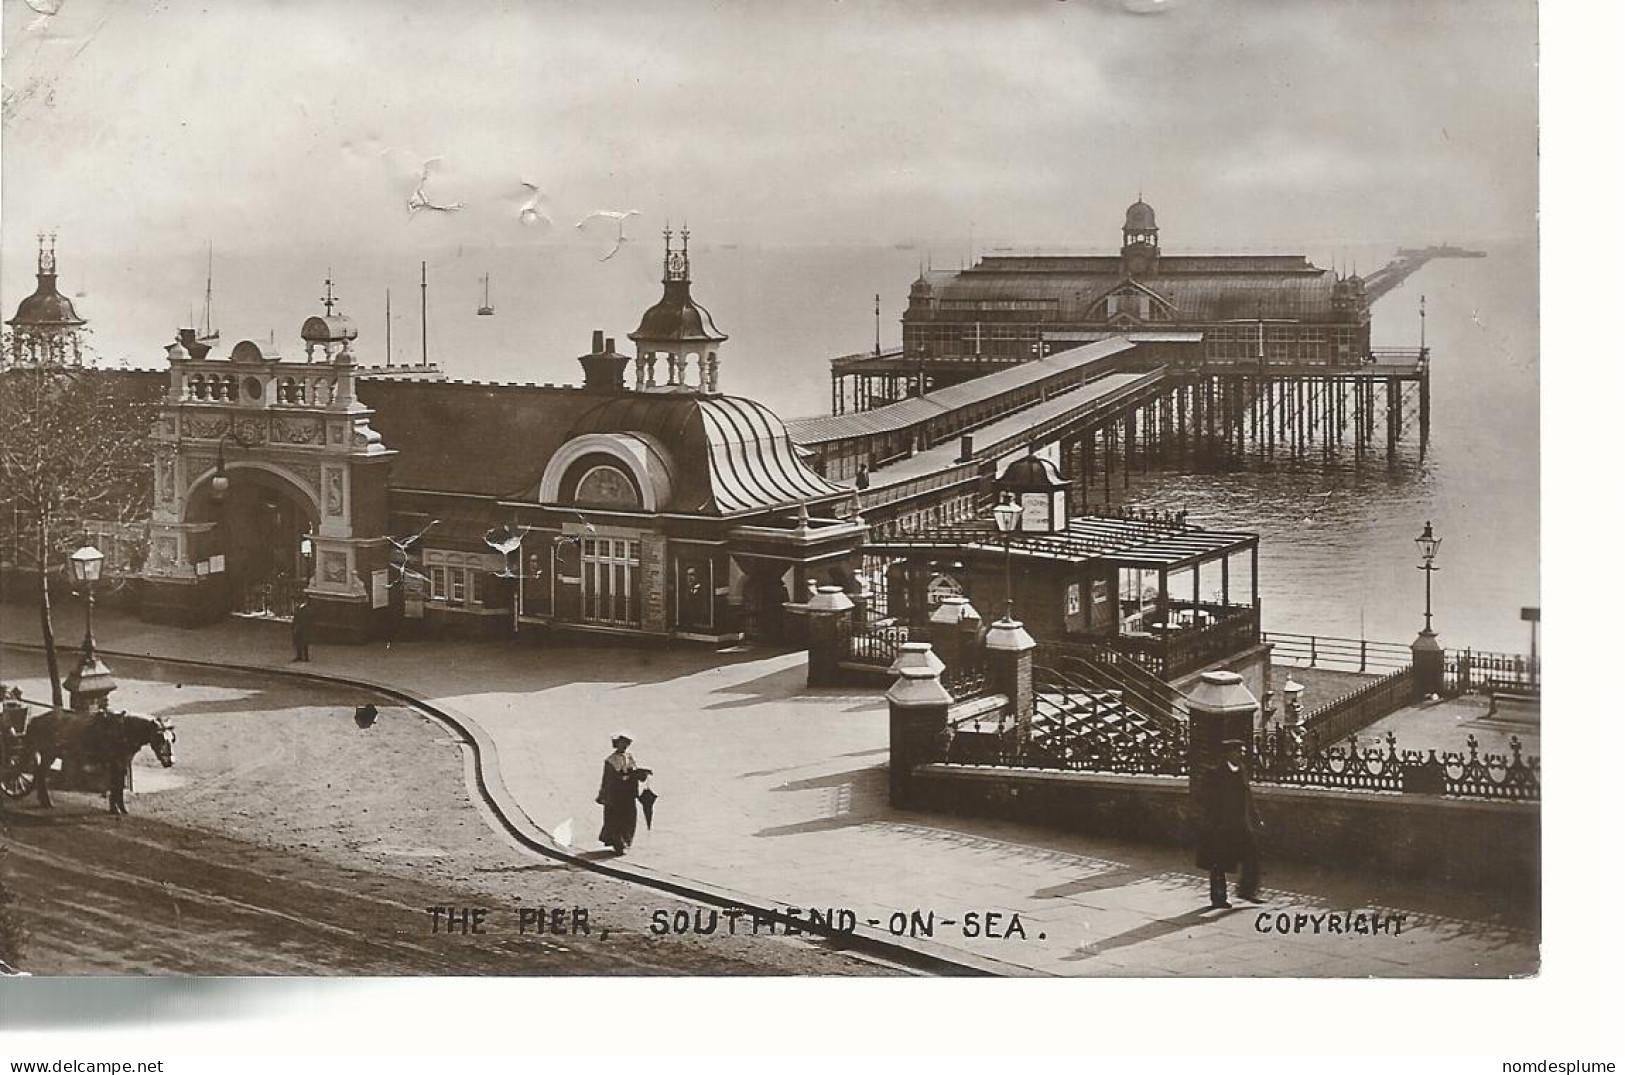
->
xmin=1196 ymin=739 xmax=1262 ymax=909
xmin=291 ymin=599 xmax=312 ymax=663
xmin=596 ymin=733 xmax=650 ymax=855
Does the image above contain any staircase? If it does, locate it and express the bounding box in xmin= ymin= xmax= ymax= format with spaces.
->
xmin=1027 ymin=664 xmax=1169 ymax=767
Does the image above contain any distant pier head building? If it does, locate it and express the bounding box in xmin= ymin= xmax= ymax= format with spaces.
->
xmin=833 ymin=199 xmax=1373 ymax=412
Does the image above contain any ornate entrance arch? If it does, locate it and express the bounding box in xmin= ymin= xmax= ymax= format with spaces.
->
xmin=141 ymin=332 xmax=396 ymax=639
xmin=181 ymin=463 xmax=320 ymax=618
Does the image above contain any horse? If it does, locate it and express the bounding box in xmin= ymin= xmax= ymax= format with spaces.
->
xmin=22 ymin=710 xmax=175 ymax=814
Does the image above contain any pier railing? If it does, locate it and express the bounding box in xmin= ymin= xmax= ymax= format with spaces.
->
xmin=1263 ymin=631 xmax=1413 ymax=674
xmin=1445 ymin=648 xmax=1539 ymax=695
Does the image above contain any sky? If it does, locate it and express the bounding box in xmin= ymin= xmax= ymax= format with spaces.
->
xmin=2 ymin=0 xmax=1537 ymax=261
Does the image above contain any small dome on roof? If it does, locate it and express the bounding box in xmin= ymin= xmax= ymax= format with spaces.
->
xmin=1124 ymin=199 xmax=1158 ymax=232
xmin=229 ymin=338 xmax=282 ymax=363
xmin=300 ymin=314 xmax=358 ymax=343
xmin=997 ymin=453 xmax=1067 ymax=491
xmin=629 ymin=280 xmax=726 ymax=344
xmin=7 ymin=277 xmax=85 ymax=329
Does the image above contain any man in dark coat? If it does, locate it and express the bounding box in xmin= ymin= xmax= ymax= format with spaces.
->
xmin=291 ymin=600 xmax=312 ymax=662
xmin=596 ymin=733 xmax=650 ymax=855
xmin=1196 ymin=739 xmax=1262 ymax=908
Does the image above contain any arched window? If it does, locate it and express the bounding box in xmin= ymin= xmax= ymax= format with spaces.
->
xmin=574 ymin=464 xmax=641 ymax=509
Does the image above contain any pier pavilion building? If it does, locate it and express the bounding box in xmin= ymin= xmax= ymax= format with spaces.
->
xmin=831 ymin=198 xmax=1373 ymax=413
xmin=133 ymin=229 xmax=865 ymax=645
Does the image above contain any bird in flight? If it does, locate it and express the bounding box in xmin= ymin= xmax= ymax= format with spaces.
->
xmin=407 ymin=158 xmax=465 ymax=215
xmin=518 ymin=180 xmax=549 ymax=227
xmin=575 ymin=209 xmax=641 ymax=261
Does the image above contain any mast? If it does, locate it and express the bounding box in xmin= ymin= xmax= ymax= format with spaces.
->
xmin=420 ymin=260 xmax=428 ymax=367
xmin=874 ymin=293 xmax=881 ymax=357
xmin=202 ymin=243 xmax=216 ymax=339
xmin=385 ymin=288 xmax=392 ymax=368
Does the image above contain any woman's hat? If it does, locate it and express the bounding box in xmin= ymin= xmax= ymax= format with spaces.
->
xmin=612 ymin=732 xmax=634 ymax=745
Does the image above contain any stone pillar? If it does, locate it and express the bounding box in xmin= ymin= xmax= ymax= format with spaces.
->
xmin=929 ymin=595 xmax=981 ymax=677
xmin=984 ymin=615 xmax=1036 ymax=744
xmin=1411 ymin=627 xmax=1444 ymax=700
xmin=887 ymin=659 xmax=953 ymax=807
xmin=1186 ymin=670 xmax=1260 ymax=797
xmin=805 ymin=585 xmax=855 ymax=688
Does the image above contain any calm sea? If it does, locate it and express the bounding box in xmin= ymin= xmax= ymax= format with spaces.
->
xmin=4 ymin=235 xmax=1538 ymax=653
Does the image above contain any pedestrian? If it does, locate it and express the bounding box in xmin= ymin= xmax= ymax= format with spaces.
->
xmin=596 ymin=733 xmax=650 ymax=855
xmin=291 ymin=599 xmax=312 ymax=662
xmin=1196 ymin=739 xmax=1262 ymax=909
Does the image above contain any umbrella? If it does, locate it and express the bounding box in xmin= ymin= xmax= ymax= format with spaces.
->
xmin=638 ymin=786 xmax=658 ymax=828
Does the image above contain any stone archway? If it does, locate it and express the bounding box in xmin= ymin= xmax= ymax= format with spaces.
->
xmin=183 ymin=463 xmax=320 ymax=619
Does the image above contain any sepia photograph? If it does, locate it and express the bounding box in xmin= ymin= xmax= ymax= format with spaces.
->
xmin=0 ymin=0 xmax=1562 ymax=1022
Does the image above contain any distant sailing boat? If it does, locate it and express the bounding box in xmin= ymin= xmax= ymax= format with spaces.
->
xmin=477 ymin=272 xmax=494 ymax=316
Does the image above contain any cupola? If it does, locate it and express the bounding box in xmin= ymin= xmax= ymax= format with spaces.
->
xmin=1120 ymin=196 xmax=1161 ymax=276
xmin=627 ymin=226 xmax=728 ymax=393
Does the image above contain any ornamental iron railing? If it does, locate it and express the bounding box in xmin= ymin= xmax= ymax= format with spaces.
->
xmin=937 ymin=717 xmax=1539 ymax=802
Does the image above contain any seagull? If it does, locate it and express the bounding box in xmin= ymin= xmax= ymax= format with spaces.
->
xmin=575 ymin=209 xmax=641 ymax=261
xmin=407 ymin=158 xmax=465 ymax=215
xmin=387 ymin=519 xmax=439 ymax=587
xmin=518 ymin=180 xmax=549 ymax=227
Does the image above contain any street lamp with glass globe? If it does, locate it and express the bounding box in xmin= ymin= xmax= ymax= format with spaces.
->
xmin=1410 ymin=520 xmax=1445 ymax=699
xmin=64 ymin=544 xmax=117 ymax=712
xmin=1414 ymin=520 xmax=1441 ymax=633
xmin=992 ymin=496 xmax=1022 ymax=620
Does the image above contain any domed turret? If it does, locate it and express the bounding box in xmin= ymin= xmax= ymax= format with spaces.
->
xmin=6 ymin=233 xmax=87 ymax=366
xmin=628 ymin=226 xmax=728 ymax=393
xmin=1121 ymin=197 xmax=1161 ymax=275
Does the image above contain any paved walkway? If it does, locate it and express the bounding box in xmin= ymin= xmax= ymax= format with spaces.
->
xmin=0 ymin=608 xmax=1538 ymax=977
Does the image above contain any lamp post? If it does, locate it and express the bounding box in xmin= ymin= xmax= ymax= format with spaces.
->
xmin=1410 ymin=520 xmax=1445 ymax=699
xmin=992 ymin=495 xmax=1021 ymax=621
xmin=63 ymin=544 xmax=117 ymax=713
xmin=1414 ymin=520 xmax=1441 ymax=633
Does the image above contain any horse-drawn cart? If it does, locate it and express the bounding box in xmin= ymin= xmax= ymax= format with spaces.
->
xmin=0 ymin=686 xmax=175 ymax=812
xmin=1 ymin=689 xmax=36 ymax=800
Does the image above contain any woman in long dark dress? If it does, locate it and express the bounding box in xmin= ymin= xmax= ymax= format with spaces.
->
xmin=1195 ymin=740 xmax=1262 ymax=908
xmin=597 ymin=733 xmax=648 ymax=854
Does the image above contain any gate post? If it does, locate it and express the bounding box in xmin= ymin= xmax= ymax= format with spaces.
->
xmin=887 ymin=657 xmax=953 ymax=807
xmin=806 ymin=585 xmax=855 ymax=688
xmin=984 ymin=615 xmax=1036 ymax=744
xmin=929 ymin=595 xmax=981 ymax=677
xmin=1187 ymin=670 xmax=1260 ymax=799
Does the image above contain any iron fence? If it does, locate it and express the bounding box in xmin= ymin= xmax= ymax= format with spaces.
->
xmin=1445 ymin=648 xmax=1539 ymax=695
xmin=839 ymin=615 xmax=914 ymax=667
xmin=937 ymin=716 xmax=1539 ymax=802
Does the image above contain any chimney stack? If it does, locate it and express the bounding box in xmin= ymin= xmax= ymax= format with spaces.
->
xmin=579 ymin=329 xmax=630 ymax=393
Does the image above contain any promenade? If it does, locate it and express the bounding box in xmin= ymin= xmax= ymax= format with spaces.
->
xmin=0 ymin=607 xmax=1538 ymax=977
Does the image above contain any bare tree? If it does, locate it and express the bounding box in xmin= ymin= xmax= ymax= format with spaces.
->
xmin=0 ymin=352 xmax=160 ymax=706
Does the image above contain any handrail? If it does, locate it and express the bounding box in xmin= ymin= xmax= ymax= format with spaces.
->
xmin=1300 ymin=665 xmax=1415 ymax=748
xmin=1038 ymin=647 xmax=1181 ymax=732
